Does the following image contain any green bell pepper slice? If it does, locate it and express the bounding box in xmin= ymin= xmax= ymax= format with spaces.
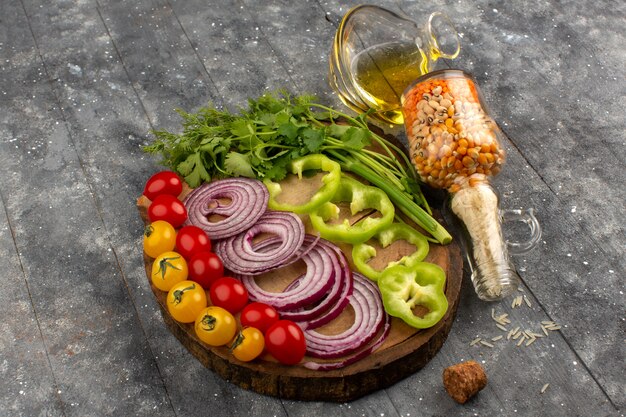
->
xmin=352 ymin=222 xmax=430 ymax=282
xmin=309 ymin=175 xmax=394 ymax=244
xmin=264 ymin=154 xmax=341 ymax=214
xmin=378 ymin=262 xmax=448 ymax=329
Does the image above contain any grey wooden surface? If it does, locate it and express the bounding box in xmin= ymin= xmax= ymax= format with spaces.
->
xmin=1 ymin=0 xmax=624 ymax=416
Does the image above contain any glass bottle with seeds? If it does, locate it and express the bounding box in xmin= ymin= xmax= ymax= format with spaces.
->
xmin=401 ymin=69 xmax=541 ymax=301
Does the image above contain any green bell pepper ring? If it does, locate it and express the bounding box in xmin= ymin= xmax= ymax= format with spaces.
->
xmin=378 ymin=262 xmax=448 ymax=329
xmin=352 ymin=222 xmax=430 ymax=282
xmin=264 ymin=154 xmax=341 ymax=214
xmin=309 ymin=175 xmax=394 ymax=244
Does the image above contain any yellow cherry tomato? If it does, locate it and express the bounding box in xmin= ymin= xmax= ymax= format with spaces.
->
xmin=151 ymin=251 xmax=189 ymax=292
xmin=194 ymin=306 xmax=237 ymax=347
xmin=230 ymin=327 xmax=265 ymax=362
xmin=167 ymin=280 xmax=207 ymax=323
xmin=143 ymin=220 xmax=176 ymax=258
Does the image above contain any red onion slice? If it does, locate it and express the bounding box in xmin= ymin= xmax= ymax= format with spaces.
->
xmin=238 ymin=236 xmax=341 ymax=310
xmin=302 ymin=316 xmax=391 ymax=371
xmin=280 ymin=240 xmax=354 ymax=329
xmin=214 ymin=211 xmax=305 ymax=275
xmin=183 ymin=178 xmax=268 ymax=240
xmin=304 ymin=273 xmax=387 ymax=359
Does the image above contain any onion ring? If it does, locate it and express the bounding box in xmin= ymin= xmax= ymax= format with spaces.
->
xmin=302 ymin=316 xmax=391 ymax=371
xmin=303 ymin=273 xmax=387 ymax=359
xmin=280 ymin=239 xmax=353 ymax=329
xmin=238 ymin=236 xmax=342 ymax=310
xmin=214 ymin=211 xmax=305 ymax=275
xmin=183 ymin=178 xmax=268 ymax=240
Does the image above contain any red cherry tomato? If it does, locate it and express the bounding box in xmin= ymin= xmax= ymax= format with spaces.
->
xmin=148 ymin=194 xmax=188 ymax=228
xmin=143 ymin=171 xmax=183 ymax=201
xmin=264 ymin=320 xmax=306 ymax=365
xmin=188 ymin=251 xmax=224 ymax=288
xmin=209 ymin=277 xmax=249 ymax=314
xmin=240 ymin=302 xmax=280 ymax=333
xmin=176 ymin=225 xmax=212 ymax=260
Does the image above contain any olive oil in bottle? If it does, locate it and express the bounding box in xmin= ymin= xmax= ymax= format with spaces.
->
xmin=350 ymin=41 xmax=429 ymax=124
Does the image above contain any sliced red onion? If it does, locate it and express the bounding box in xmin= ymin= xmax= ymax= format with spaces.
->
xmin=303 ymin=273 xmax=387 ymax=359
xmin=183 ymin=178 xmax=268 ymax=240
xmin=214 ymin=211 xmax=305 ymax=275
xmin=238 ymin=236 xmax=341 ymax=310
xmin=302 ymin=315 xmax=391 ymax=371
xmin=280 ymin=240 xmax=354 ymax=329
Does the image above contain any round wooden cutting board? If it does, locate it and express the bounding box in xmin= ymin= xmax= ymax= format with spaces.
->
xmin=137 ymin=176 xmax=463 ymax=402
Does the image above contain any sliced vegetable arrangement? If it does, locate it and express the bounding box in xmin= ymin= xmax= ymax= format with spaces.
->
xmin=140 ymin=93 xmax=454 ymax=369
xmin=143 ymin=92 xmax=451 ymax=245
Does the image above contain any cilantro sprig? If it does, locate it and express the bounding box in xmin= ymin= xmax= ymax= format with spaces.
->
xmin=143 ymin=92 xmax=451 ymax=244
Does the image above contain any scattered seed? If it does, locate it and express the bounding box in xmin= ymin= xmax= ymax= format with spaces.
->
xmin=516 ymin=335 xmax=526 ymax=346
xmin=480 ymin=340 xmax=494 ymax=348
xmin=495 ymin=313 xmax=510 ymax=324
xmin=470 ymin=337 xmax=482 ymax=346
xmin=526 ymin=337 xmax=537 ymax=346
xmin=496 ymin=323 xmax=508 ymax=332
xmin=491 ymin=335 xmax=503 ymax=342
xmin=543 ymin=321 xmax=562 ymax=331
xmin=541 ymin=320 xmax=555 ymax=326
xmin=541 ymin=383 xmax=550 ymax=394
xmin=542 ymin=326 xmax=549 ymax=336
xmin=524 ymin=295 xmax=532 ymax=307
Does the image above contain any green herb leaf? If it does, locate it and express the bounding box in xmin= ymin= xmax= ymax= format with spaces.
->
xmin=340 ymin=126 xmax=371 ymax=149
xmin=302 ymin=127 xmax=325 ymax=152
xmin=277 ymin=122 xmax=299 ymax=140
xmin=225 ymin=151 xmax=255 ymax=178
xmin=178 ymin=153 xmax=211 ymax=187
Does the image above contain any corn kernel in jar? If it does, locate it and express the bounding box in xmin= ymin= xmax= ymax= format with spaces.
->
xmin=401 ymin=70 xmax=506 ymax=190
